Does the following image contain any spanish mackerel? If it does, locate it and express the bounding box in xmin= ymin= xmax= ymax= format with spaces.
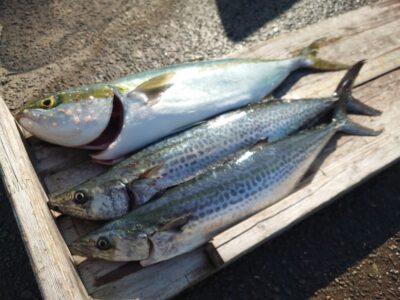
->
xmin=17 ymin=39 xmax=348 ymax=162
xmin=70 ymin=62 xmax=381 ymax=265
xmin=48 ymin=61 xmax=378 ymax=221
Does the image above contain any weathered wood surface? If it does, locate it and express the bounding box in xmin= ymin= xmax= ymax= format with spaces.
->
xmin=0 ymin=98 xmax=89 ymax=300
xmin=2 ymin=0 xmax=399 ymax=299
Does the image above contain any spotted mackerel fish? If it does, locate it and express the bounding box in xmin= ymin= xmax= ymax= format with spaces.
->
xmin=70 ymin=61 xmax=382 ymax=264
xmin=48 ymin=61 xmax=379 ymax=221
xmin=17 ymin=39 xmax=348 ymax=162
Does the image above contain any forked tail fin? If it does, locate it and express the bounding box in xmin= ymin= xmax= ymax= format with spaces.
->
xmin=334 ymin=60 xmax=381 ymax=116
xmin=333 ymin=70 xmax=382 ymax=137
xmin=335 ymin=111 xmax=382 ymax=136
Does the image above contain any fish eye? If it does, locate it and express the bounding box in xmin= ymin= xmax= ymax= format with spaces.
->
xmin=73 ymin=191 xmax=88 ymax=204
xmin=96 ymin=237 xmax=111 ymax=250
xmin=39 ymin=96 xmax=57 ymax=109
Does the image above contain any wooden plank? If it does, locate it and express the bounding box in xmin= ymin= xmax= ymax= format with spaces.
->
xmin=29 ymin=140 xmax=90 ymax=177
xmin=0 ymin=97 xmax=89 ymax=300
xmin=89 ymin=248 xmax=214 ymax=299
xmin=208 ymin=69 xmax=400 ymax=266
xmin=231 ymin=0 xmax=400 ymax=61
xmin=53 ymin=2 xmax=400 ymax=299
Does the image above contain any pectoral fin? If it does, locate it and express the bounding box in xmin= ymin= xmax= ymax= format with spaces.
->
xmin=158 ymin=214 xmax=192 ymax=232
xmin=139 ymin=164 xmax=164 ymax=180
xmin=132 ymin=73 xmax=174 ymax=105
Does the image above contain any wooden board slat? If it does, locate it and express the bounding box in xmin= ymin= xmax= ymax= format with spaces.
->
xmin=89 ymin=248 xmax=214 ymax=299
xmin=208 ymin=69 xmax=400 ymax=266
xmin=0 ymin=98 xmax=88 ymax=300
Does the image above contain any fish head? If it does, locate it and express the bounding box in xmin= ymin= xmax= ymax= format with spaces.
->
xmin=16 ymin=84 xmax=123 ymax=148
xmin=48 ymin=179 xmax=131 ymax=220
xmin=70 ymin=221 xmax=151 ymax=261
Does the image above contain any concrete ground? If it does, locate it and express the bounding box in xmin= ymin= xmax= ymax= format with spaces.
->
xmin=1 ymin=0 xmax=399 ymax=299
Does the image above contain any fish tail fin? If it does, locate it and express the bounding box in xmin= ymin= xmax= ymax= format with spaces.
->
xmin=295 ymin=38 xmax=349 ymax=71
xmin=333 ymin=60 xmax=381 ymax=116
xmin=332 ymin=92 xmax=382 ymax=137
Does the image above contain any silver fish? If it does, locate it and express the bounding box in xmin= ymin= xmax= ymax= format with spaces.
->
xmin=69 ymin=63 xmax=382 ymax=264
xmin=17 ymin=39 xmax=348 ymax=161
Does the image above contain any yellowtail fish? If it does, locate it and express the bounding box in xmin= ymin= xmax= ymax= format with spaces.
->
xmin=17 ymin=39 xmax=348 ymax=162
xmin=48 ymin=61 xmax=378 ymax=221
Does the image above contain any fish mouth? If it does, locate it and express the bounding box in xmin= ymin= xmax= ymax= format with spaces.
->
xmin=69 ymin=239 xmax=94 ymax=257
xmin=81 ymin=92 xmax=124 ymax=151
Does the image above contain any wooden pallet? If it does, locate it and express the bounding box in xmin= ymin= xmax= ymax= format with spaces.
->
xmin=0 ymin=0 xmax=399 ymax=298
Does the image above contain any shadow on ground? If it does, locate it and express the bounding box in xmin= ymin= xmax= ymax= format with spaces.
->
xmin=0 ymin=181 xmax=41 ymax=299
xmin=216 ymin=0 xmax=298 ymax=41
